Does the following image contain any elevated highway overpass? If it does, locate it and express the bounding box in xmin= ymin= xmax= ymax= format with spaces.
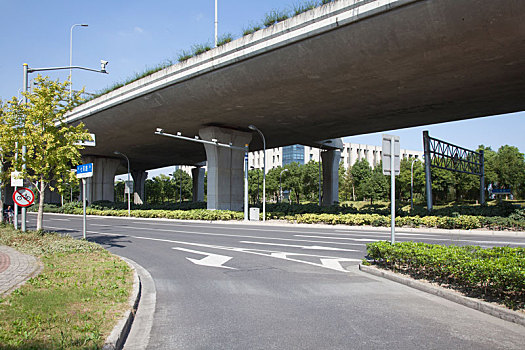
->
xmin=64 ymin=0 xmax=525 ymax=210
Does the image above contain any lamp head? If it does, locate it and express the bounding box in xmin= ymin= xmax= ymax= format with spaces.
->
xmin=248 ymin=125 xmax=257 ymax=131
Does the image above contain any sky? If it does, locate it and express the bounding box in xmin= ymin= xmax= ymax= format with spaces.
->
xmin=1 ymin=0 xmax=523 ymax=178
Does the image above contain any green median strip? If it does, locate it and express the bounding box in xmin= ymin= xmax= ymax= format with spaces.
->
xmin=365 ymin=241 xmax=525 ymax=311
xmin=0 ymin=224 xmax=132 ymax=349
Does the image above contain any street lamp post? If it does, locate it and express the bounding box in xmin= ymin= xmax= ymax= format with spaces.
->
xmin=280 ymin=169 xmax=288 ymax=203
xmin=410 ymin=158 xmax=418 ymax=211
xmin=114 ymin=151 xmax=131 ymax=217
xmin=248 ymin=125 xmax=266 ymax=221
xmin=214 ymin=0 xmax=218 ymax=47
xmin=70 ymin=24 xmax=89 ymax=100
xmin=19 ymin=61 xmax=107 ymax=231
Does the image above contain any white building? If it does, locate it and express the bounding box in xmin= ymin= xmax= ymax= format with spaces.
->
xmin=180 ymin=142 xmax=423 ymax=175
xmin=248 ymin=143 xmax=423 ymax=172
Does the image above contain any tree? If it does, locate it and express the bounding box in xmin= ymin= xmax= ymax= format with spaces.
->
xmin=301 ymin=160 xmax=320 ymax=202
xmin=351 ymin=159 xmax=372 ymax=200
xmin=2 ymin=76 xmax=91 ymax=231
xmin=359 ymin=165 xmax=389 ymax=204
xmin=282 ymin=162 xmax=302 ymax=203
xmin=172 ymin=169 xmax=192 ymax=202
xmin=493 ymin=145 xmax=525 ymax=198
xmin=397 ymin=158 xmax=425 ymax=202
xmin=249 ymin=168 xmax=263 ymax=204
xmin=0 ymin=100 xmax=8 ymax=223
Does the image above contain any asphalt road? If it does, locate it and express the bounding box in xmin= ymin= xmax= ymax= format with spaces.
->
xmin=27 ymin=213 xmax=525 ymax=349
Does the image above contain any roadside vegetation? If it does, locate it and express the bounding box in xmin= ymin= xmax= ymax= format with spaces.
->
xmin=36 ymin=200 xmax=525 ymax=231
xmin=83 ymin=0 xmax=338 ymax=102
xmin=0 ymin=224 xmax=133 ymax=349
xmin=365 ymin=241 xmax=525 ymax=310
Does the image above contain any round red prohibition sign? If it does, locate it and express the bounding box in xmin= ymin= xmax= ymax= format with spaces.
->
xmin=12 ymin=187 xmax=35 ymax=207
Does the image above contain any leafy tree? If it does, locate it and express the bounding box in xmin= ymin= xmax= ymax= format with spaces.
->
xmin=2 ymin=76 xmax=90 ymax=230
xmin=430 ymin=167 xmax=455 ymax=203
xmin=0 ymin=100 xmax=7 ymax=222
xmin=359 ymin=165 xmax=389 ymax=204
xmin=282 ymin=162 xmax=302 ymax=203
xmin=302 ymin=160 xmax=320 ymax=202
xmin=478 ymin=145 xmax=498 ymax=186
xmin=172 ymin=169 xmax=192 ymax=202
xmin=351 ymin=159 xmax=372 ymax=200
xmin=249 ymin=168 xmax=263 ymax=204
xmin=493 ymin=145 xmax=525 ymax=197
xmin=396 ymin=158 xmax=425 ymax=203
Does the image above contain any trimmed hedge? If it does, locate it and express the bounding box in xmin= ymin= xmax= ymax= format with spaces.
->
xmin=293 ymin=213 xmax=525 ymax=231
xmin=35 ymin=202 xmax=525 ymax=230
xmin=366 ymin=241 xmax=525 ymax=310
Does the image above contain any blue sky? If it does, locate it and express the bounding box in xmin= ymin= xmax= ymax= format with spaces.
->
xmin=1 ymin=0 xmax=523 ymax=170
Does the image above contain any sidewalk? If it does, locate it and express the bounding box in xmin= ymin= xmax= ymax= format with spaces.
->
xmin=0 ymin=246 xmax=42 ymax=297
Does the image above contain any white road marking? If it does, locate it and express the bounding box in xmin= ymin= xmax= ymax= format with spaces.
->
xmin=295 ymin=234 xmax=379 ymax=242
xmin=48 ymin=218 xmax=71 ymax=221
xmin=50 ymin=227 xmax=361 ymax=273
xmin=319 ymin=258 xmax=361 ymax=271
xmin=239 ymin=241 xmax=358 ymax=252
xmin=173 ymin=247 xmax=235 ymax=269
xmin=121 ymin=226 xmax=364 ymax=246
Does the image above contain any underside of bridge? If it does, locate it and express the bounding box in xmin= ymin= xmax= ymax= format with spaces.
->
xmin=64 ymin=0 xmax=525 ymax=209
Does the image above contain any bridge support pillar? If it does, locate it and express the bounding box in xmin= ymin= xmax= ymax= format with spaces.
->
xmin=321 ymin=139 xmax=343 ymax=206
xmin=131 ymin=170 xmax=148 ymax=205
xmin=199 ymin=126 xmax=252 ymax=211
xmin=192 ymin=166 xmax=205 ymax=202
xmin=44 ymin=182 xmax=61 ymax=205
xmin=81 ymin=156 xmax=120 ymax=204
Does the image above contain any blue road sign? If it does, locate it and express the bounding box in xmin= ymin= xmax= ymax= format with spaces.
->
xmin=492 ymin=189 xmax=511 ymax=195
xmin=76 ymin=163 xmax=93 ymax=179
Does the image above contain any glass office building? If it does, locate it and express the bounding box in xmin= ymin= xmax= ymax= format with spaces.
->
xmin=282 ymin=145 xmax=305 ymax=166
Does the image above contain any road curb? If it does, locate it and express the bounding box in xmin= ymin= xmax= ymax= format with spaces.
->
xmin=103 ymin=257 xmax=141 ymax=350
xmin=359 ymin=264 xmax=525 ymax=327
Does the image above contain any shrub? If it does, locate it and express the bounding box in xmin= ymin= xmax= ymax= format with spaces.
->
xmin=366 ymin=241 xmax=525 ymax=309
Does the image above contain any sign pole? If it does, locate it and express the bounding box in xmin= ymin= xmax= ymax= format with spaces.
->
xmin=82 ymin=178 xmax=86 ymax=239
xmin=390 ymin=137 xmax=395 ymax=244
xmin=244 ymin=144 xmax=249 ymax=221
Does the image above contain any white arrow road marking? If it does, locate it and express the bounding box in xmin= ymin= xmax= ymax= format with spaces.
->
xmin=173 ymin=247 xmax=236 ymax=269
xmin=319 ymin=258 xmax=360 ymax=272
xmin=240 ymin=241 xmax=358 ymax=252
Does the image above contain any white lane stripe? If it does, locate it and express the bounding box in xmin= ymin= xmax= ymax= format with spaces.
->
xmin=240 ymin=241 xmax=358 ymax=252
xmin=296 ymin=235 xmax=377 ymax=242
xmin=121 ymin=226 xmax=364 ymax=247
xmin=297 ymin=234 xmax=525 ymax=246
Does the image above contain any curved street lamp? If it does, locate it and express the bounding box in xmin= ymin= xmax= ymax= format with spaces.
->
xmin=248 ymin=125 xmax=266 ymax=221
xmin=70 ymin=24 xmax=89 ymax=99
xmin=114 ymin=151 xmax=131 ymax=217
xmin=280 ymin=168 xmax=289 ymax=203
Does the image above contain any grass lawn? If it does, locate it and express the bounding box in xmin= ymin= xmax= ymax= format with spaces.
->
xmin=0 ymin=224 xmax=133 ymax=349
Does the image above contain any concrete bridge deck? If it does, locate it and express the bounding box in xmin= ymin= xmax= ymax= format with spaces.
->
xmin=66 ymin=0 xmax=525 ymax=171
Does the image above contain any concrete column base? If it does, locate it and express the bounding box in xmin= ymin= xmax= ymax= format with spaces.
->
xmin=82 ymin=156 xmax=120 ymax=203
xmin=131 ymin=170 xmax=148 ymax=205
xmin=199 ymin=126 xmax=251 ymax=211
xmin=321 ymin=139 xmax=343 ymax=206
xmin=192 ymin=167 xmax=205 ymax=202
